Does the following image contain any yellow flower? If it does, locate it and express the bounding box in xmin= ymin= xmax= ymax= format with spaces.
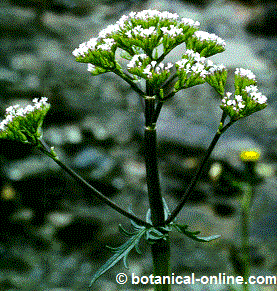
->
xmin=240 ymin=150 xmax=260 ymax=162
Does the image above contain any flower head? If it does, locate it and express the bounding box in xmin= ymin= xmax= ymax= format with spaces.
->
xmin=194 ymin=31 xmax=226 ymax=47
xmin=235 ymin=68 xmax=256 ymax=80
xmin=127 ymin=53 xmax=173 ymax=87
xmin=186 ymin=30 xmax=226 ymax=58
xmin=72 ymin=9 xmax=202 ymax=73
xmin=240 ymin=150 xmax=261 ymax=162
xmin=220 ymin=70 xmax=267 ymax=120
xmin=205 ymin=60 xmax=227 ymax=95
xmin=174 ymin=49 xmax=208 ymax=90
xmin=71 ymin=9 xmax=227 ymax=100
xmin=0 ymin=98 xmax=50 ymax=144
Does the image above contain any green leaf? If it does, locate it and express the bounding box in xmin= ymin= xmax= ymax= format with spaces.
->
xmin=118 ymin=224 xmax=137 ymax=236
xmin=173 ymin=224 xmax=221 ymax=242
xmin=89 ymin=227 xmax=147 ymax=285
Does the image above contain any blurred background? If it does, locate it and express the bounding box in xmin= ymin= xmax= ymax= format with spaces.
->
xmin=1 ymin=0 xmax=277 ymax=290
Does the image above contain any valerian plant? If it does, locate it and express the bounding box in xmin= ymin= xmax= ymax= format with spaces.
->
xmin=0 ymin=9 xmax=267 ymax=291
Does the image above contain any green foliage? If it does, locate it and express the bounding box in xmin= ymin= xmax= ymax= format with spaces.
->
xmin=0 ymin=99 xmax=50 ymax=145
xmin=89 ymin=225 xmax=147 ymax=285
xmin=173 ymin=224 xmax=221 ymax=242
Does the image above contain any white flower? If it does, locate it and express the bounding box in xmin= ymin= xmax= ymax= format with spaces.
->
xmin=238 ymin=102 xmax=245 ymax=109
xmin=72 ymin=38 xmax=98 ymax=57
xmin=159 ymin=11 xmax=179 ymax=20
xmin=184 ymin=49 xmax=205 ymax=63
xmin=244 ymin=85 xmax=258 ymax=93
xmin=40 ymin=97 xmax=48 ymax=105
xmin=0 ymin=97 xmax=50 ymax=133
xmin=24 ymin=105 xmax=35 ymax=114
xmin=6 ymin=106 xmax=16 ymax=115
xmin=191 ymin=62 xmax=205 ymax=74
xmin=235 ymin=95 xmax=243 ymax=102
xmin=127 ymin=54 xmax=148 ymax=69
xmin=126 ymin=10 xmax=179 ymax=22
xmin=194 ymin=31 xmax=226 ymax=47
xmin=98 ymin=24 xmax=120 ymax=38
xmin=88 ymin=63 xmax=96 ymax=72
xmin=165 ymin=63 xmax=173 ymax=70
xmin=16 ymin=108 xmax=25 ymax=116
xmin=207 ymin=63 xmax=225 ymax=75
xmin=98 ymin=38 xmax=115 ymax=51
xmin=222 ymin=93 xmax=245 ymax=112
xmin=134 ymin=10 xmax=161 ymax=20
xmin=243 ymin=85 xmax=267 ymax=104
xmin=130 ymin=25 xmax=157 ymax=37
xmin=181 ymin=18 xmax=200 ymax=27
xmin=143 ymin=65 xmax=152 ymax=78
xmin=235 ymin=68 xmax=256 ymax=80
xmin=256 ymin=95 xmax=267 ymax=104
xmin=141 ymin=61 xmax=173 ymax=78
xmin=117 ymin=14 xmax=129 ymax=28
xmin=161 ymin=25 xmax=183 ymax=37
xmin=176 ymin=59 xmax=191 ymax=72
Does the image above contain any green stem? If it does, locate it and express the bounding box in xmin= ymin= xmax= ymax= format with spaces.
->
xmin=144 ymin=127 xmax=164 ymax=226
xmin=165 ymin=114 xmax=233 ymax=225
xmin=114 ymin=69 xmax=145 ymax=97
xmin=151 ymin=237 xmax=171 ymax=291
xmin=145 ymin=96 xmax=156 ymax=127
xmin=37 ymin=140 xmax=151 ymax=228
xmin=144 ymin=89 xmax=170 ymax=290
xmin=144 ymin=126 xmax=171 ymax=291
xmin=241 ymin=184 xmax=253 ymax=291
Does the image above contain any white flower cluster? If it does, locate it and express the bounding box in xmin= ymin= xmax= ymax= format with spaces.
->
xmin=194 ymin=31 xmax=226 ymax=47
xmin=161 ymin=25 xmax=183 ymax=37
xmin=82 ymin=10 xmax=199 ymax=50
xmin=184 ymin=49 xmax=206 ymax=63
xmin=143 ymin=61 xmax=173 ymax=78
xmin=98 ymin=24 xmax=121 ymax=39
xmin=181 ymin=18 xmax=200 ymax=27
xmin=221 ymin=84 xmax=267 ymax=114
xmin=0 ymin=97 xmax=49 ymax=131
xmin=127 ymin=54 xmax=173 ymax=79
xmin=72 ymin=38 xmax=98 ymax=58
xmin=96 ymin=10 xmax=184 ymax=41
xmin=98 ymin=38 xmax=116 ymax=50
xmin=97 ymin=10 xmax=180 ymax=39
xmin=176 ymin=50 xmax=207 ymax=78
xmin=126 ymin=25 xmax=157 ymax=38
xmin=244 ymin=85 xmax=267 ymax=104
xmin=127 ymin=54 xmax=148 ymax=69
xmin=87 ymin=63 xmax=96 ymax=72
xmin=235 ymin=68 xmax=256 ymax=80
xmin=221 ymin=92 xmax=245 ymax=112
xmin=129 ymin=10 xmax=179 ymax=21
xmin=72 ymin=37 xmax=116 ymax=58
xmin=176 ymin=59 xmax=207 ymax=78
xmin=206 ymin=60 xmax=225 ymax=74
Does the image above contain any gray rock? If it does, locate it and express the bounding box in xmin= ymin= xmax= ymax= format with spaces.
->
xmin=72 ymin=147 xmax=116 ymax=179
xmin=4 ymin=155 xmax=59 ymax=181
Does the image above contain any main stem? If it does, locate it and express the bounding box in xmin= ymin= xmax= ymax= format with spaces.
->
xmin=144 ymin=127 xmax=164 ymax=226
xmin=144 ymin=89 xmax=170 ymax=291
xmin=145 ymin=127 xmax=171 ymax=291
